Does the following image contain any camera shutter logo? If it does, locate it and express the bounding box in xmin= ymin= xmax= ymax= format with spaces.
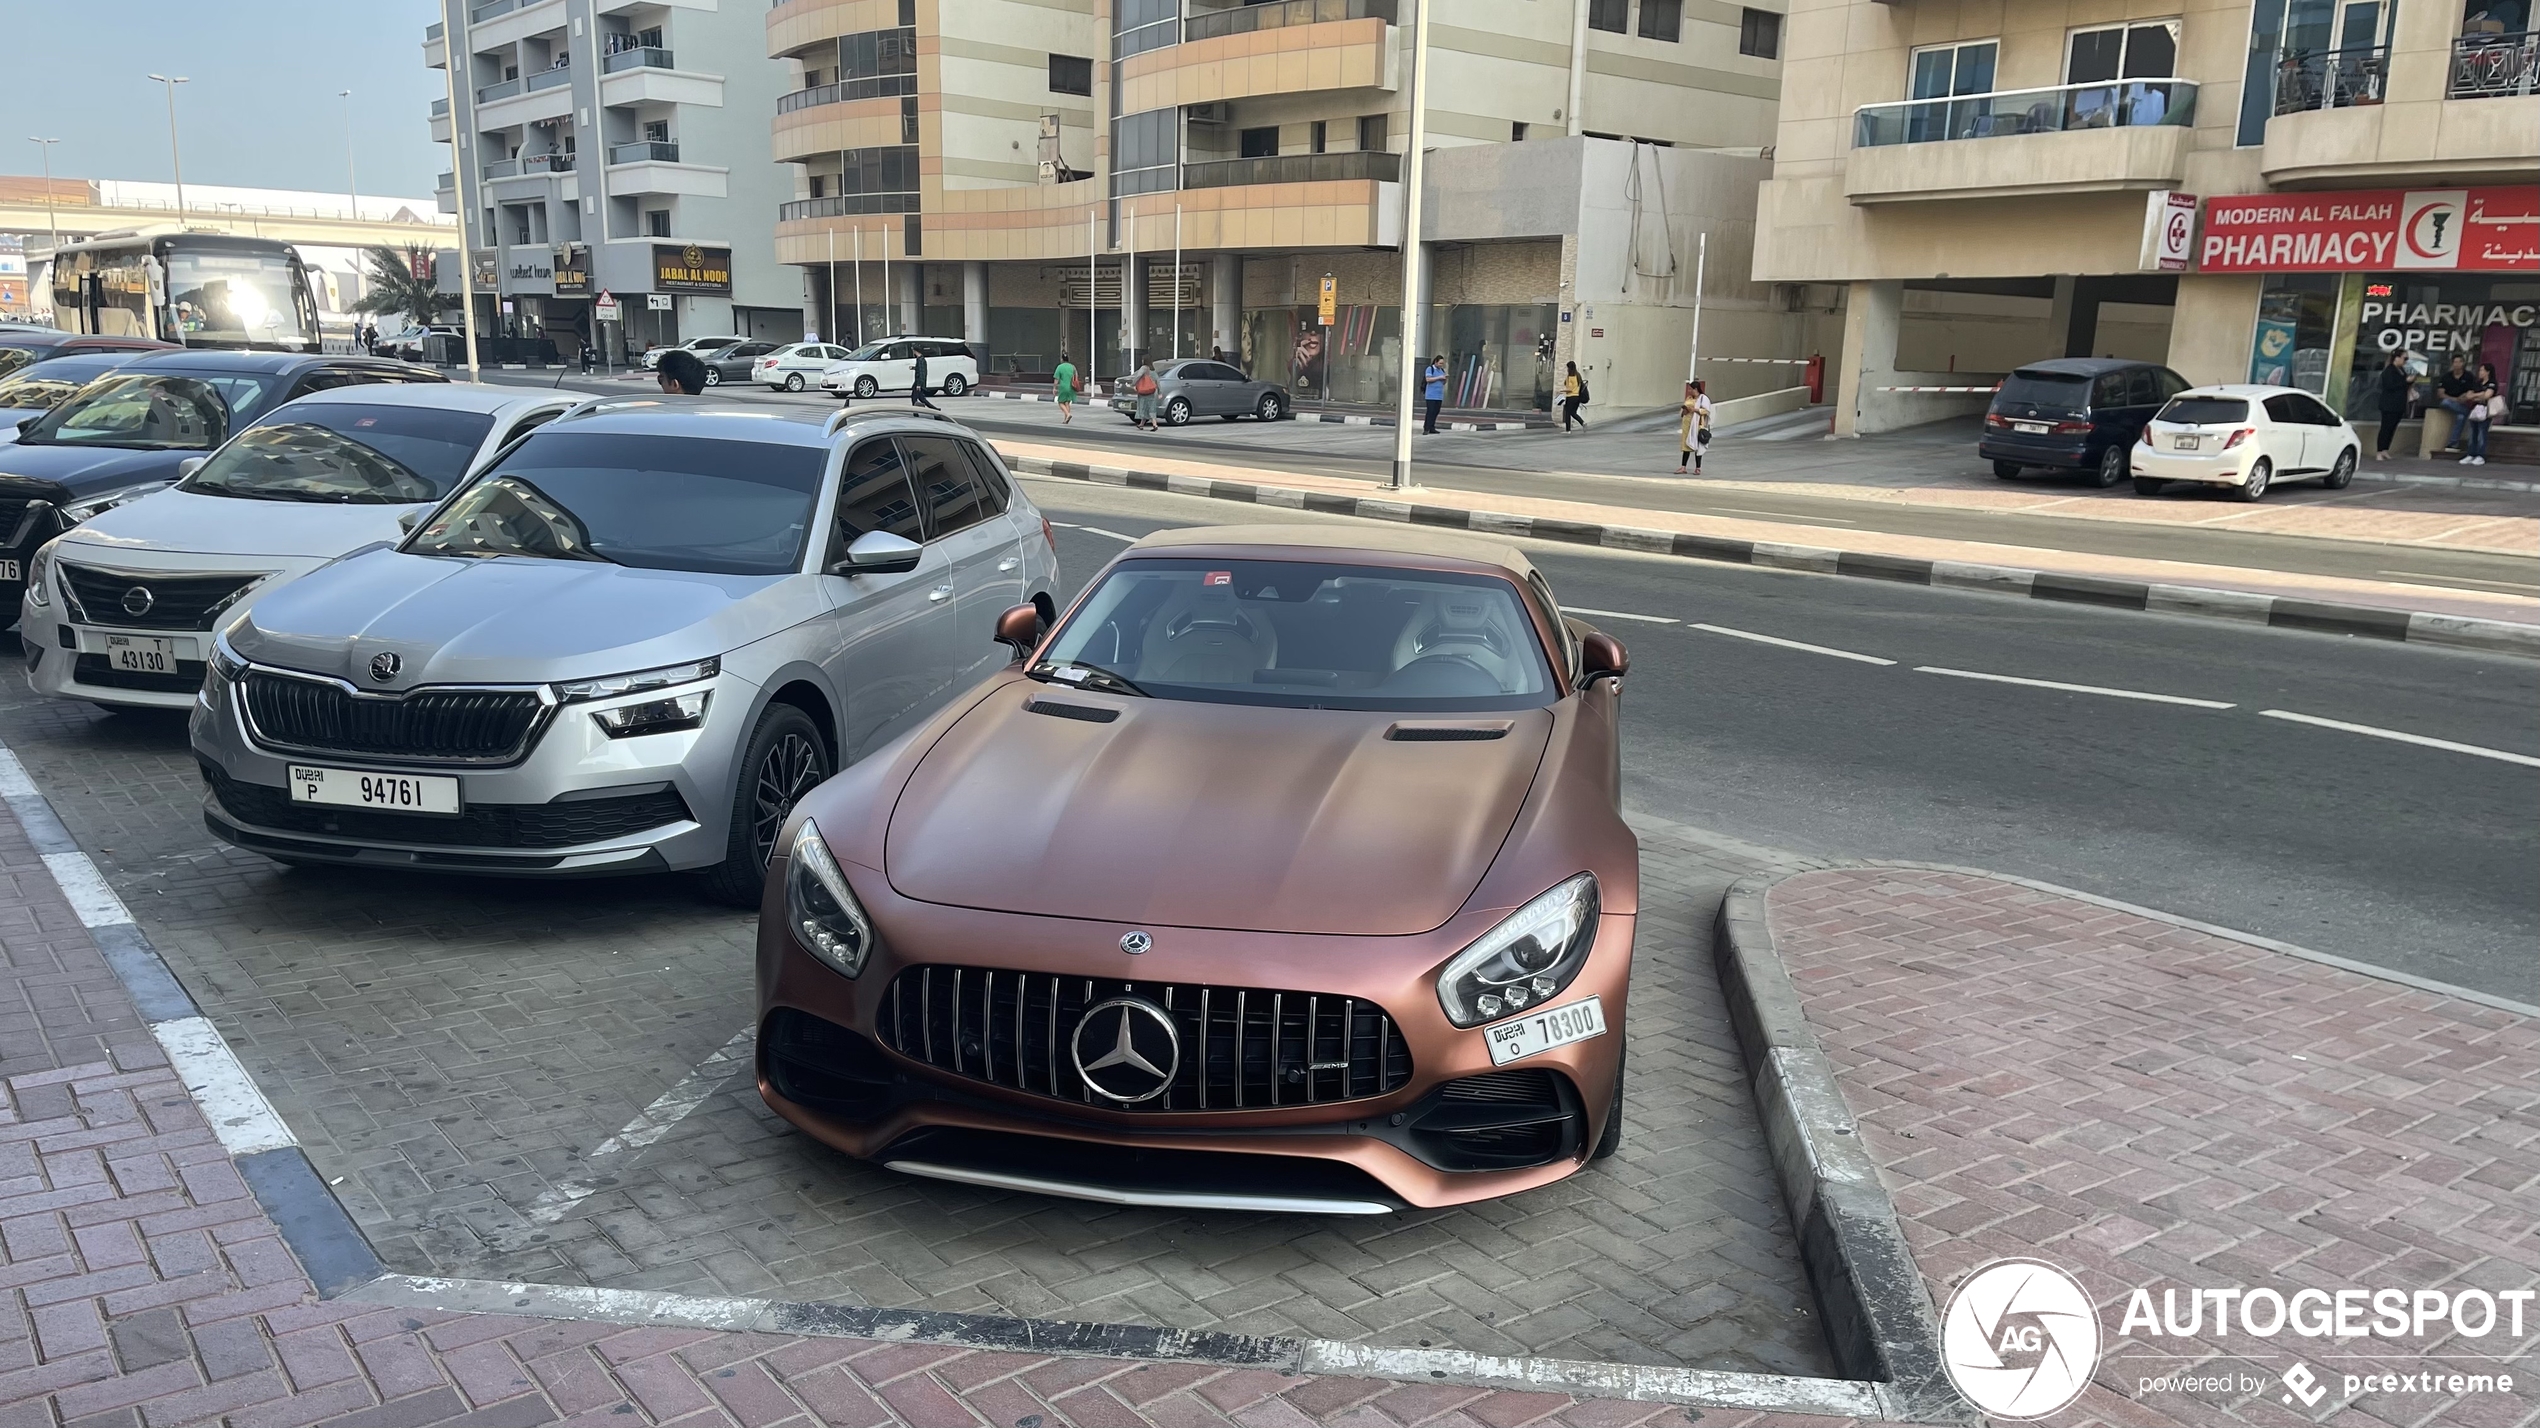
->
xmin=1939 ymin=1258 xmax=2101 ymax=1420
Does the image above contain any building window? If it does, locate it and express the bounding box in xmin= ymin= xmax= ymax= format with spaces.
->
xmin=643 ymin=119 xmax=671 ymax=143
xmin=1239 ymin=125 xmax=1280 ymax=158
xmin=2067 ymin=20 xmax=2177 ymax=82
xmin=1116 ymin=0 xmax=1178 ymax=59
xmin=1739 ymin=8 xmax=1780 ymax=58
xmin=1639 ymin=0 xmax=1682 ymax=41
xmin=646 ymin=210 xmax=670 ymax=237
xmin=905 ymin=214 xmax=923 ymax=257
xmin=902 ymin=94 xmax=919 ymax=143
xmin=809 ymin=175 xmax=826 ymax=199
xmin=839 ymin=27 xmax=918 ymax=91
xmin=1311 ymin=119 xmax=1328 ymax=153
xmin=1512 ymin=121 xmax=1530 ymax=141
xmin=1588 ymin=0 xmax=1628 ymax=33
xmin=1048 ymin=53 xmax=1092 ymax=95
xmin=1902 ymin=40 xmax=1998 ymax=141
xmin=803 ymin=68 xmax=824 ymax=88
xmin=1357 ymin=113 xmax=1388 ymax=151
xmin=1112 ymin=106 xmax=1179 ymax=196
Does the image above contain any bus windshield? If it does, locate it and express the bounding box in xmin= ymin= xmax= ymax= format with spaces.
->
xmin=167 ymin=248 xmax=316 ymax=349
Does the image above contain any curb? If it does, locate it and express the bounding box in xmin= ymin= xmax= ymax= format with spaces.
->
xmin=977 ymin=388 xmax=1543 ymax=432
xmin=1713 ymin=877 xmax=1973 ymax=1425
xmin=1000 ymin=452 xmax=2540 ymax=661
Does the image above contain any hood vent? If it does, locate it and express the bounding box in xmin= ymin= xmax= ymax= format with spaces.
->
xmin=1025 ymin=700 xmax=1119 ymax=724
xmin=1386 ymin=722 xmax=1510 ymax=742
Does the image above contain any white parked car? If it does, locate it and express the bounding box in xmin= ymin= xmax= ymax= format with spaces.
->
xmin=639 ymin=335 xmax=745 ymax=371
xmin=19 ymin=384 xmax=579 ymax=711
xmin=756 ymin=342 xmax=857 ymax=392
xmin=819 ymin=337 xmax=977 ymax=400
xmin=2130 ymin=384 xmax=2360 ymax=502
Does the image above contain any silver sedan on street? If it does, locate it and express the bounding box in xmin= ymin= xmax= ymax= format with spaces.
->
xmin=1109 ymin=358 xmax=1290 ymax=426
xmin=191 ymin=401 xmax=1058 ymax=903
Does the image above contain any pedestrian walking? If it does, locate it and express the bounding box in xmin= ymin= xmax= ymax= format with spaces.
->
xmin=1421 ymin=354 xmax=1446 ymax=434
xmin=1676 ymin=379 xmax=1713 ymax=475
xmin=2372 ymin=351 xmax=2411 ymax=461
xmin=910 ymin=347 xmax=940 ymax=409
xmin=1052 ymin=353 xmax=1079 ymax=424
xmin=2460 ymin=362 xmax=2500 ymax=466
xmin=1132 ymin=361 xmax=1161 ymax=431
xmin=1557 ymin=362 xmax=1587 ymax=431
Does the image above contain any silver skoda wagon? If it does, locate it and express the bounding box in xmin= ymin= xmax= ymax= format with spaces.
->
xmin=189 ymin=400 xmax=1058 ymax=902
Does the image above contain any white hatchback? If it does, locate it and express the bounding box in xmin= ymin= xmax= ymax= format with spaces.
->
xmin=2130 ymin=384 xmax=2360 ymax=502
xmin=756 ymin=342 xmax=856 ymax=392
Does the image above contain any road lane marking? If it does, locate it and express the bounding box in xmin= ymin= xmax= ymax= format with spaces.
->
xmin=1568 ymin=607 xmax=1680 ymax=624
xmin=1690 ymin=623 xmax=1896 ymax=665
xmin=1915 ymin=666 xmax=2236 ymax=709
xmin=153 ymin=1017 xmax=297 ymax=1156
xmin=1706 ymin=507 xmax=1859 ymax=525
xmin=1048 ymin=520 xmax=1141 ymax=543
xmin=2375 ymin=570 xmax=2540 ymax=593
xmin=502 ymin=1025 xmax=758 ymax=1241
xmin=2258 ymin=710 xmax=2540 ymax=768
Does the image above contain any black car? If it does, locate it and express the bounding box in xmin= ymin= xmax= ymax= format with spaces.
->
xmin=0 ymin=353 xmax=159 ymax=440
xmin=700 ymin=340 xmax=780 ymax=386
xmin=0 ymin=326 xmax=176 ymax=382
xmin=1980 ymin=358 xmax=2190 ymax=486
xmin=0 ymin=351 xmax=445 ymax=620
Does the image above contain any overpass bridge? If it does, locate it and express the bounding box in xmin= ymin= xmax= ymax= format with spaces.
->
xmin=0 ymin=178 xmax=456 ymax=262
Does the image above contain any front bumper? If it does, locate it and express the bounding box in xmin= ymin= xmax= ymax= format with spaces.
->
xmin=757 ymin=861 xmax=1637 ymax=1212
xmin=190 ymin=663 xmax=751 ymax=876
xmin=2131 ymin=445 xmax=2257 ymax=486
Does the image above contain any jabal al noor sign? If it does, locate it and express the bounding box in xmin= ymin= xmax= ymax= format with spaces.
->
xmin=2196 ymin=186 xmax=2539 ymax=273
xmin=653 ymin=243 xmax=733 ymax=294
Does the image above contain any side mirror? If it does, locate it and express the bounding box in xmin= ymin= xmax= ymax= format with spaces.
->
xmin=836 ymin=529 xmax=922 ymax=575
xmin=397 ymin=509 xmax=426 ymax=534
xmin=995 ymin=603 xmax=1044 ymax=662
xmin=1580 ymin=630 xmax=1629 ymax=687
xmin=176 ymin=456 xmax=207 ymax=479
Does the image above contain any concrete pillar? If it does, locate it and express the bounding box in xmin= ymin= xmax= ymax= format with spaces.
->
xmin=1834 ymin=278 xmax=1902 ymax=439
xmin=1209 ymin=256 xmax=1241 ymax=362
xmin=2047 ymin=275 xmax=2082 ymax=359
xmin=803 ymin=267 xmax=824 ymax=344
xmin=1121 ymin=255 xmax=1145 ymax=369
xmin=962 ymin=261 xmax=989 ymax=354
xmin=897 ymin=263 xmax=921 ymax=336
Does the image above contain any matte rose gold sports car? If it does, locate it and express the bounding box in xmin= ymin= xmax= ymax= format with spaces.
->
xmin=754 ymin=524 xmax=1636 ymax=1213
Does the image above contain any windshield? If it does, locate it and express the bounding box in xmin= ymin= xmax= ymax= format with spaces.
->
xmin=2157 ymin=396 xmax=2249 ymax=425
xmin=1995 ymin=371 xmax=2091 ymax=413
xmin=1036 ymin=557 xmax=1557 ymax=712
xmin=181 ymin=404 xmax=497 ymax=504
xmin=405 ymin=431 xmax=825 ymax=575
xmin=0 ymin=348 xmax=37 ymax=381
xmin=18 ymin=372 xmax=273 ymax=450
xmin=0 ymin=365 xmax=112 ymax=414
xmin=166 ymin=249 xmax=316 ymax=349
xmin=845 ymin=343 xmax=890 ymax=361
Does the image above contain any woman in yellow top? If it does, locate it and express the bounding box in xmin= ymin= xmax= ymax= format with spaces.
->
xmin=1676 ymin=379 xmax=1713 ymax=475
xmin=1558 ymin=362 xmax=1586 ymax=432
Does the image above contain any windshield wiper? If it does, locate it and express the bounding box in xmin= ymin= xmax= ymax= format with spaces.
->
xmin=1029 ymin=659 xmax=1149 ymax=697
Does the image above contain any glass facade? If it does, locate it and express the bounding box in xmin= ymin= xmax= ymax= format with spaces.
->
xmin=2251 ymin=274 xmax=2339 ymax=391
xmin=1113 ymin=108 xmax=1179 ymax=199
xmin=2340 ymin=275 xmax=2540 ymax=424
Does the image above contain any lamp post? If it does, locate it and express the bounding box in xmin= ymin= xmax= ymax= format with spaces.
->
xmin=26 ymin=138 xmax=61 ymax=249
xmin=1387 ymin=0 xmax=1431 ymax=490
xmin=146 ymin=75 xmax=190 ymax=226
xmin=339 ymin=90 xmax=358 ymax=222
xmin=433 ymin=35 xmax=483 ymax=383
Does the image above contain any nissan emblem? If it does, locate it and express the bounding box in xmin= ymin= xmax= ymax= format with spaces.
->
xmin=120 ymin=586 xmax=154 ymax=617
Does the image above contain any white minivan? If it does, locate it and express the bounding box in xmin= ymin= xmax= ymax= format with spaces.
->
xmin=819 ymin=337 xmax=978 ymax=400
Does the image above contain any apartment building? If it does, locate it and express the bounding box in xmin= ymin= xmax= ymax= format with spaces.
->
xmin=1756 ymin=0 xmax=2539 ymax=436
xmin=426 ymin=0 xmax=800 ymax=356
xmin=764 ymin=0 xmax=1820 ymax=410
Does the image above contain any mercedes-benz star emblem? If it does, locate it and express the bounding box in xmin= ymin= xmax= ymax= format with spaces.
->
xmin=369 ymin=651 xmax=402 ymax=682
xmin=1119 ymin=931 xmax=1152 ymax=955
xmin=1070 ymin=998 xmax=1179 ymax=1103
xmin=120 ymin=586 xmax=154 ymax=617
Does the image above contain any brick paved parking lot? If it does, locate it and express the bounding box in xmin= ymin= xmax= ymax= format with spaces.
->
xmin=0 ymin=661 xmax=1835 ymax=1379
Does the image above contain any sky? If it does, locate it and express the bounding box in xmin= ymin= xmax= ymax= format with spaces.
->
xmin=0 ymin=0 xmax=448 ymax=200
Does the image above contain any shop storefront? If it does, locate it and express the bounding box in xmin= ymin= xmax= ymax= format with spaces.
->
xmin=2196 ymin=186 xmax=2540 ymax=422
xmin=1237 ymin=302 xmax=1557 ymax=411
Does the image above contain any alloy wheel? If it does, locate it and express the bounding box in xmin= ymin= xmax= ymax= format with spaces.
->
xmin=1258 ymin=393 xmax=1283 ymax=421
xmin=785 ymin=372 xmax=805 ymax=392
xmin=750 ymin=732 xmax=825 ymax=868
xmin=703 ymin=368 xmax=722 ymax=386
xmin=855 ymin=375 xmax=878 ymax=397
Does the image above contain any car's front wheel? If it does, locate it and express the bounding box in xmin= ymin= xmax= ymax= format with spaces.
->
xmin=702 ymin=368 xmax=723 ymax=387
xmin=941 ymin=373 xmax=970 ymax=397
xmin=1164 ymin=396 xmax=1193 ymax=427
xmin=1256 ymin=392 xmax=1286 ymax=421
xmin=2090 ymin=444 xmax=2127 ymax=488
xmin=785 ymin=372 xmax=806 ymax=392
xmin=2237 ymin=457 xmax=2273 ymax=503
xmin=2321 ymin=448 xmax=2356 ymax=489
xmin=1992 ymin=459 xmax=2021 ymax=479
xmin=703 ymin=703 xmax=831 ymax=906
xmin=854 ymin=375 xmax=879 ymax=398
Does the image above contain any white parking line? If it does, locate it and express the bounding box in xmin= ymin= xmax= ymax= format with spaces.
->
xmin=505 ymin=1025 xmax=757 ymax=1238
xmin=1049 ymin=520 xmax=1140 ymax=543
xmin=1915 ymin=666 xmax=2236 ymax=709
xmin=2375 ymin=570 xmax=2540 ymax=594
xmin=1707 ymin=507 xmax=1858 ymax=526
xmin=1689 ymin=623 xmax=1896 ymax=666
xmin=2258 ymin=710 xmax=2540 ymax=768
xmin=1568 ymin=607 xmax=1680 ymax=624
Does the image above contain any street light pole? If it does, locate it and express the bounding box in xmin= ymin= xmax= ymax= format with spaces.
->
xmin=26 ymin=138 xmax=61 ymax=250
xmin=1387 ymin=0 xmax=1431 ymax=491
xmin=340 ymin=90 xmax=358 ymax=221
xmin=146 ymin=75 xmax=190 ymax=226
xmin=433 ymin=31 xmax=483 ymax=383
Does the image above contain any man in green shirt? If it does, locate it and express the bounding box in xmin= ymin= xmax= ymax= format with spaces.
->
xmin=1053 ymin=354 xmax=1079 ymax=424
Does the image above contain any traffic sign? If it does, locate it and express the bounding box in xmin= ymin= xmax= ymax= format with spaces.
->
xmin=1317 ymin=275 xmax=1336 ymax=327
xmin=594 ymin=291 xmax=621 ymax=323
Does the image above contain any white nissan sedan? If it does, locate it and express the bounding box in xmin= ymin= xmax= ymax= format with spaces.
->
xmin=2130 ymin=384 xmax=2360 ymax=502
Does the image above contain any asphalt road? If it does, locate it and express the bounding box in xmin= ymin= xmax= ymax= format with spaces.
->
xmin=1028 ymin=477 xmax=2540 ymax=1004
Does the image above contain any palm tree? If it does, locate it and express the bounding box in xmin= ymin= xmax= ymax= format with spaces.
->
xmin=352 ymin=245 xmax=448 ymax=330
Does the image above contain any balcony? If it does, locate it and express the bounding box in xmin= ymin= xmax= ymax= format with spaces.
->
xmin=780 ymin=193 xmax=921 ymax=221
xmin=425 ymin=24 xmax=446 ymax=68
xmin=478 ymin=77 xmax=522 ymax=103
xmin=606 ymin=147 xmax=728 ymax=198
xmin=776 ymin=73 xmax=918 ymax=114
xmin=2273 ymin=45 xmax=2388 ymax=113
xmin=610 ymin=141 xmax=680 ymax=164
xmin=525 ymin=66 xmax=572 ymax=93
xmin=1184 ymin=0 xmax=1396 ymax=43
xmin=471 ymin=0 xmax=517 ymax=19
xmin=522 ymin=152 xmax=576 ymax=173
xmin=2452 ymin=31 xmax=2538 ymax=97
xmin=1845 ymin=80 xmax=2195 ymax=204
xmin=599 ymin=63 xmax=724 ymax=108
xmin=481 ymin=158 xmax=521 ymax=179
xmin=602 ymin=46 xmax=674 ymax=73
xmin=431 ymin=97 xmax=450 ymax=117
xmin=1182 ymin=150 xmax=1402 ymax=189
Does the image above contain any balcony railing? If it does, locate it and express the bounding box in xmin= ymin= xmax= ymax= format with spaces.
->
xmin=775 ymin=72 xmax=919 ymax=112
xmin=1184 ymin=0 xmax=1396 ymax=42
xmin=780 ymin=193 xmax=922 ymax=220
xmin=1180 ymin=150 xmax=1403 ymax=188
xmin=425 ymin=22 xmax=444 ymax=41
xmin=476 ymin=77 xmax=522 ymax=103
xmin=470 ymin=0 xmax=516 ymax=20
xmin=430 ymin=97 xmax=450 ymax=117
xmin=521 ymin=152 xmax=576 ymax=173
xmin=603 ymin=45 xmax=674 ymax=72
xmin=481 ymin=159 xmax=521 ymax=179
xmin=525 ymin=66 xmax=572 ymax=92
xmin=1854 ymin=79 xmax=2198 ymax=147
xmin=610 ymin=141 xmax=681 ymax=164
xmin=2451 ymin=30 xmax=2538 ymax=97
xmin=437 ymin=172 xmax=456 ymax=190
xmin=2274 ymin=45 xmax=2388 ymax=113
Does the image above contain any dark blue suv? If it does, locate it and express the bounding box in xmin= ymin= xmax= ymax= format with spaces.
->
xmin=1980 ymin=358 xmax=2190 ymax=487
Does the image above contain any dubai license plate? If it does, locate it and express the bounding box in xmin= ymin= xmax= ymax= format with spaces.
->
xmin=0 ymin=559 xmax=18 ymax=582
xmin=1483 ymin=995 xmax=1607 ymax=1067
xmin=286 ymin=765 xmax=460 ymax=815
xmin=2175 ymin=434 xmax=2201 ymax=451
xmin=2013 ymin=420 xmax=2050 ymax=435
xmin=105 ymin=634 xmax=178 ymax=674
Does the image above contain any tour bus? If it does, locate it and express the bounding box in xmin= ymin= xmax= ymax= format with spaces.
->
xmin=48 ymin=232 xmax=322 ymax=352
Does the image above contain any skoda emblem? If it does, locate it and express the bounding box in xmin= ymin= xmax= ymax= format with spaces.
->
xmin=1119 ymin=930 xmax=1153 ymax=955
xmin=120 ymin=586 xmax=154 ymax=617
xmin=369 ymin=651 xmax=403 ymax=683
xmin=1070 ymin=998 xmax=1179 ymax=1103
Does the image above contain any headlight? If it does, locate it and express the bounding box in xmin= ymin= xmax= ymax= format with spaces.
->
xmin=61 ymin=482 xmax=169 ymax=524
xmin=203 ymin=636 xmax=248 ymax=704
xmin=787 ymin=818 xmax=875 ymax=977
xmin=1435 ymin=873 xmax=1600 ymax=1028
xmin=590 ymin=688 xmax=710 ymax=738
xmin=554 ymin=656 xmax=719 ymax=703
xmin=23 ymin=542 xmax=53 ymax=607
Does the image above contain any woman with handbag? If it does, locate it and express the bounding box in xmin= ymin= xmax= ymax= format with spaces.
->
xmin=2460 ymin=363 xmax=2501 ymax=467
xmin=2372 ymin=352 xmax=2412 ymax=462
xmin=1675 ymin=379 xmax=1713 ymax=475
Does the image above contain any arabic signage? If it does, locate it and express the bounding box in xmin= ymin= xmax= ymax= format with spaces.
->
xmin=2140 ymin=190 xmax=2197 ymax=272
xmin=2197 ymin=186 xmax=2539 ymax=273
xmin=552 ymin=248 xmax=588 ymax=297
xmin=653 ymin=243 xmax=732 ymax=294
